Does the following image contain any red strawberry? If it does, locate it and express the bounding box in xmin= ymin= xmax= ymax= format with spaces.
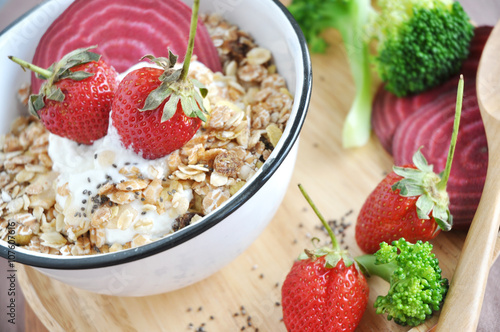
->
xmin=355 ymin=76 xmax=465 ymax=254
xmin=112 ymin=0 xmax=208 ymax=160
xmin=111 ymin=65 xmax=203 ymax=159
xmin=9 ymin=47 xmax=118 ymax=144
xmin=355 ymin=159 xmax=446 ymax=254
xmin=282 ymin=185 xmax=369 ymax=332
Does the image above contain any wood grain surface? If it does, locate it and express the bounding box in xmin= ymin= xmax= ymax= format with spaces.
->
xmin=16 ymin=26 xmax=500 ymax=331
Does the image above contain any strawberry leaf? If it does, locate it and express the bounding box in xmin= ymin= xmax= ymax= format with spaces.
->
xmin=140 ymin=82 xmax=173 ymax=111
xmin=194 ymin=108 xmax=207 ymax=122
xmin=46 ymin=87 xmax=65 ymax=102
xmin=28 ymin=94 xmax=45 ymax=117
xmin=412 ymin=148 xmax=433 ymax=172
xmin=161 ymin=94 xmax=180 ymax=122
xmin=324 ymin=252 xmax=342 ymax=268
xmin=191 ymin=78 xmax=208 ymax=98
xmin=180 ymin=94 xmax=196 ymax=117
xmin=416 ymin=195 xmax=433 ymax=220
xmin=61 ymin=70 xmax=95 ymax=81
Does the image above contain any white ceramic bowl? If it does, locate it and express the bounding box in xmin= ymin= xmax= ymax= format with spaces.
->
xmin=0 ymin=0 xmax=311 ymax=296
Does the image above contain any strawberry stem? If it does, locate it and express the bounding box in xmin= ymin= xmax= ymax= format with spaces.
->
xmin=436 ymin=75 xmax=464 ymax=191
xmin=298 ymin=184 xmax=340 ymax=251
xmin=8 ymin=56 xmax=52 ymax=79
xmin=180 ymin=0 xmax=200 ymax=82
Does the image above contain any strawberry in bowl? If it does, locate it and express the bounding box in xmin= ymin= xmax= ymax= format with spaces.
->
xmin=9 ymin=47 xmax=118 ymax=144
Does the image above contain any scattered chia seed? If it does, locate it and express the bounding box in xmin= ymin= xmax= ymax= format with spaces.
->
xmin=125 ymin=162 xmax=131 ymax=166
xmin=87 ymin=177 xmax=91 ymax=183
xmin=94 ymin=153 xmax=97 ymax=159
xmin=198 ymin=306 xmax=203 ymax=312
xmin=82 ymin=199 xmax=87 ymax=204
xmin=141 ymin=211 xmax=147 ymax=215
xmin=112 ymin=164 xmax=117 ymax=168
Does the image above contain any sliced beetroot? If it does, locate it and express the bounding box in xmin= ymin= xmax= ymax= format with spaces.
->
xmin=392 ymin=84 xmax=487 ymax=229
xmin=31 ymin=0 xmax=221 ymax=93
xmin=372 ymin=82 xmax=450 ymax=154
xmin=371 ymin=26 xmax=492 ymax=155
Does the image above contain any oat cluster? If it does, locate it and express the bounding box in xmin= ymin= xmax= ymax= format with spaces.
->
xmin=0 ymin=15 xmax=293 ymax=256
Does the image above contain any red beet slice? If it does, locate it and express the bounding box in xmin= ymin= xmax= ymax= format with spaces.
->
xmin=371 ymin=26 xmax=492 ymax=155
xmin=392 ymin=84 xmax=487 ymax=229
xmin=31 ymin=0 xmax=221 ymax=93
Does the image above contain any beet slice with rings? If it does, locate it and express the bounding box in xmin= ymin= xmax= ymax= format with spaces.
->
xmin=371 ymin=26 xmax=492 ymax=155
xmin=31 ymin=0 xmax=221 ymax=93
xmin=392 ymin=85 xmax=487 ymax=229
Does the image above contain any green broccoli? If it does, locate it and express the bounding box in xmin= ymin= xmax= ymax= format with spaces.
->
xmin=373 ymin=0 xmax=474 ymax=97
xmin=355 ymin=238 xmax=449 ymax=326
xmin=287 ymin=0 xmax=375 ymax=149
xmin=287 ymin=0 xmax=474 ymax=147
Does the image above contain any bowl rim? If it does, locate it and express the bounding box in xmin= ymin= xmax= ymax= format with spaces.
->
xmin=0 ymin=0 xmax=312 ymax=270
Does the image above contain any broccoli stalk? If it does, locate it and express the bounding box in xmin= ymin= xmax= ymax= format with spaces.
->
xmin=287 ymin=0 xmax=375 ymax=148
xmin=288 ymin=0 xmax=473 ymax=147
xmin=355 ymin=238 xmax=449 ymax=326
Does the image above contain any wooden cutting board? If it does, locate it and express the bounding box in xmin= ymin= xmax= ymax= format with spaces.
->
xmin=17 ymin=28 xmax=500 ymax=332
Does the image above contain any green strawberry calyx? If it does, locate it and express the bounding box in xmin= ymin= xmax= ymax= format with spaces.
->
xmin=298 ymin=184 xmax=354 ymax=268
xmin=138 ymin=0 xmax=208 ymax=123
xmin=8 ymin=46 xmax=101 ymax=118
xmin=138 ymin=52 xmax=208 ymax=123
xmin=392 ymin=75 xmax=465 ymax=233
xmin=392 ymin=149 xmax=452 ymax=232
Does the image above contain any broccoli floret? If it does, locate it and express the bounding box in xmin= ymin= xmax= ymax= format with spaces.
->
xmin=287 ymin=0 xmax=473 ymax=147
xmin=355 ymin=238 xmax=449 ymax=326
xmin=373 ymin=0 xmax=474 ymax=96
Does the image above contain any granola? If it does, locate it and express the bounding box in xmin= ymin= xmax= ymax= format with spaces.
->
xmin=0 ymin=15 xmax=292 ymax=255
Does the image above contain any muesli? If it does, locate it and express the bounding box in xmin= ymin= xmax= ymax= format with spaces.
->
xmin=0 ymin=14 xmax=293 ymax=256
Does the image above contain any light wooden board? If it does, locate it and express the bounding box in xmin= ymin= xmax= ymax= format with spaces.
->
xmin=16 ymin=27 xmax=500 ymax=332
